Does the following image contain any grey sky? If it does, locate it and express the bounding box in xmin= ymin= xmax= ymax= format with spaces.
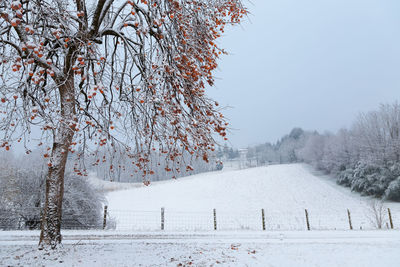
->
xmin=209 ymin=0 xmax=400 ymax=148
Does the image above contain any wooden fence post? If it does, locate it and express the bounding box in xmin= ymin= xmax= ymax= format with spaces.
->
xmin=347 ymin=209 xmax=353 ymax=230
xmin=102 ymin=205 xmax=108 ymax=230
xmin=305 ymin=209 xmax=310 ymax=231
xmin=161 ymin=207 xmax=165 ymax=230
xmin=261 ymin=209 xmax=266 ymax=231
xmin=213 ymin=208 xmax=217 ymax=230
xmin=388 ymin=208 xmax=394 ymax=229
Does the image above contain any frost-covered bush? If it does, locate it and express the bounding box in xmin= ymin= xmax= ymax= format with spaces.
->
xmin=336 ymin=168 xmax=354 ymax=187
xmin=348 ymin=162 xmax=398 ymax=197
xmin=385 ymin=177 xmax=400 ymax=201
xmin=0 ymin=168 xmax=42 ymax=230
xmin=350 ymin=163 xmax=382 ymax=196
xmin=335 ymin=162 xmax=400 ymax=199
xmin=62 ymin=174 xmax=105 ymax=229
xmin=0 ymin=165 xmax=105 ymax=230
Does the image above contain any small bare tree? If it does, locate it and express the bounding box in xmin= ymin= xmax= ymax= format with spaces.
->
xmin=0 ymin=0 xmax=247 ymax=248
xmin=366 ymin=200 xmax=387 ymax=229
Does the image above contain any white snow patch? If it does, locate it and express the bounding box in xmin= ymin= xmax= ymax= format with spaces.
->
xmin=1 ymin=231 xmax=400 ymax=267
xmin=106 ymin=164 xmax=400 ymax=231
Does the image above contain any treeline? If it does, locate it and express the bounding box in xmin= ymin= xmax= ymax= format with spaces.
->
xmin=244 ymin=103 xmax=400 ymax=201
xmin=89 ymin=151 xmax=219 ymax=183
xmin=244 ymin=127 xmax=308 ymax=166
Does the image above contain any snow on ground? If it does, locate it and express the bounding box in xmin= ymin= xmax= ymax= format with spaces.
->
xmin=87 ymin=172 xmax=139 ymax=193
xmin=2 ymin=164 xmax=400 ymax=266
xmin=1 ymin=231 xmax=400 ymax=267
xmin=106 ymin=164 xmax=400 ymax=231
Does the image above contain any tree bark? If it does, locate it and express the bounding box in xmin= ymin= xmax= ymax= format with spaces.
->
xmin=39 ymin=75 xmax=76 ymax=249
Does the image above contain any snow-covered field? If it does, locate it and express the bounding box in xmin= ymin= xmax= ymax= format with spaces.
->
xmin=1 ymin=230 xmax=400 ymax=267
xmin=106 ymin=164 xmax=400 ymax=231
xmin=1 ymin=163 xmax=400 ymax=266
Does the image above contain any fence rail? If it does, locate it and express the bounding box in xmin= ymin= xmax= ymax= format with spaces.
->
xmin=1 ymin=207 xmax=398 ymax=231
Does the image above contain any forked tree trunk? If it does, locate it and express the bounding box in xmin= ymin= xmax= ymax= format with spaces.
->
xmin=39 ymin=75 xmax=75 ymax=249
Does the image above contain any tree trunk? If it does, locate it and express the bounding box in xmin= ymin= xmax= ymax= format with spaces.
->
xmin=39 ymin=75 xmax=75 ymax=249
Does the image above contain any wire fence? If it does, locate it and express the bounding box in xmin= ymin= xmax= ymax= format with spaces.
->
xmin=105 ymin=208 xmax=398 ymax=231
xmin=0 ymin=208 xmax=103 ymax=231
xmin=0 ymin=207 xmax=398 ymax=231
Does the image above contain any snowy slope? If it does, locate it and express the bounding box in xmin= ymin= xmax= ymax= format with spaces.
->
xmin=106 ymin=164 xmax=400 ymax=231
xmin=2 ymin=164 xmax=400 ymax=267
xmin=87 ymin=172 xmax=138 ymax=192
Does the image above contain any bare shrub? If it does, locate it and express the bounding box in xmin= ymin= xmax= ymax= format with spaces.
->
xmin=366 ymin=200 xmax=387 ymax=229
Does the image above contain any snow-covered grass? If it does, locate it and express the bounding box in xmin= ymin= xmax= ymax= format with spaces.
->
xmin=86 ymin=172 xmax=139 ymax=192
xmin=106 ymin=164 xmax=400 ymax=231
xmin=2 ymin=163 xmax=400 ymax=266
xmin=1 ymin=230 xmax=400 ymax=267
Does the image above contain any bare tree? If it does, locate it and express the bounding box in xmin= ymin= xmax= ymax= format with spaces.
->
xmin=0 ymin=0 xmax=246 ymax=248
xmin=366 ymin=200 xmax=387 ymax=229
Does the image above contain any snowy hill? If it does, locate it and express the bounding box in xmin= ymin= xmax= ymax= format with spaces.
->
xmin=106 ymin=164 xmax=400 ymax=231
xmin=2 ymin=164 xmax=400 ymax=267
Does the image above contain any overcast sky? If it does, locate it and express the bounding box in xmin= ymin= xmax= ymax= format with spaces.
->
xmin=209 ymin=0 xmax=400 ymax=148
